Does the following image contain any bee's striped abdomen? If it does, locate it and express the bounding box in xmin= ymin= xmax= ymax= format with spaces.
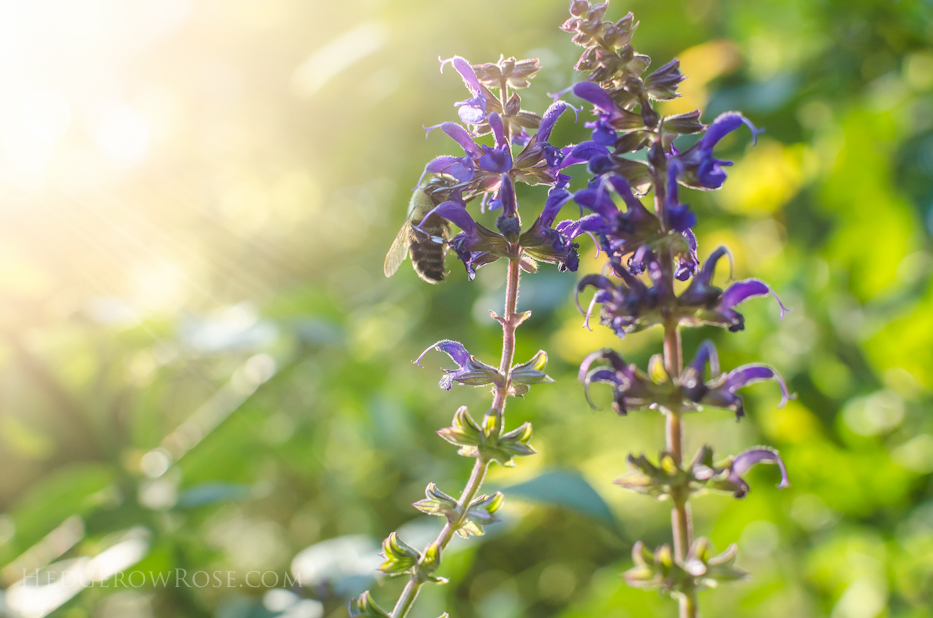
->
xmin=409 ymin=213 xmax=449 ymax=284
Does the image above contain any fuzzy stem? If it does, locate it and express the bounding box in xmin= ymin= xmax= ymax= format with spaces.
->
xmin=391 ymin=257 xmax=523 ymax=618
xmin=680 ymin=590 xmax=699 ymax=618
xmin=652 ymin=134 xmax=697 ymax=618
xmin=391 ymin=458 xmax=489 ymax=618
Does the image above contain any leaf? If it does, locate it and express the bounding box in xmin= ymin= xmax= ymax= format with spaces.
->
xmin=11 ymin=463 xmax=115 ymax=550
xmin=176 ymin=483 xmax=252 ymax=508
xmin=500 ymin=470 xmax=620 ymax=533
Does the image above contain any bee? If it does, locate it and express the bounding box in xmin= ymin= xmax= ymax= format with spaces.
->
xmin=384 ymin=174 xmax=458 ymax=284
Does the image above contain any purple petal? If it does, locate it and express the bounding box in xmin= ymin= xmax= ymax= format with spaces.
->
xmin=731 ymin=446 xmax=790 ymax=490
xmin=697 ymin=157 xmax=731 ymax=189
xmin=578 ymin=348 xmax=627 ymax=383
xmin=574 ymin=186 xmax=617 ymax=218
xmin=558 ymin=213 xmax=608 ymax=239
xmin=573 ymin=82 xmax=616 ymax=114
xmin=721 ymin=279 xmax=787 ymax=318
xmin=424 ymin=156 xmax=473 ymax=182
xmin=724 ymin=364 xmax=790 ymax=407
xmin=697 ymin=246 xmax=731 ymax=285
xmin=419 ymin=200 xmax=476 ymax=236
xmin=498 ymin=173 xmax=517 ymax=216
xmin=666 ymin=160 xmax=683 ymax=208
xmin=606 ymin=175 xmax=644 ymax=212
xmin=684 ymin=228 xmax=697 ymax=251
xmin=439 ymin=56 xmax=483 ymax=94
xmin=478 ymin=147 xmax=512 ymax=173
xmin=538 ymin=101 xmax=578 ymax=142
xmin=457 ymin=102 xmax=487 ymax=125
xmin=430 ymin=122 xmax=478 ymax=156
xmin=689 ymin=340 xmax=720 ymax=379
xmin=416 ymin=339 xmax=470 ymax=369
xmin=513 ymin=128 xmax=531 ymax=147
xmin=701 ymin=112 xmax=763 ymax=152
xmin=569 ymin=141 xmax=610 ymax=162
xmin=542 ymin=189 xmax=573 ymax=227
xmin=488 ymin=113 xmax=506 ymax=148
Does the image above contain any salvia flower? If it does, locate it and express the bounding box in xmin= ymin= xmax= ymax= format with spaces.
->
xmin=720 ymin=446 xmax=790 ymax=498
xmin=440 ymin=56 xmax=495 ymax=128
xmin=674 ymin=112 xmax=764 ymax=190
xmin=677 ymin=247 xmax=788 ymax=331
xmin=682 ymin=340 xmax=792 ymax=419
xmin=416 ymin=340 xmax=502 ymax=390
xmin=579 ymin=348 xmax=678 ymax=414
xmin=519 ymin=188 xmax=580 ymax=272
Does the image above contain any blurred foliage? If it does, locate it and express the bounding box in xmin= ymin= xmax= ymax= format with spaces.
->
xmin=0 ymin=0 xmax=932 ymax=617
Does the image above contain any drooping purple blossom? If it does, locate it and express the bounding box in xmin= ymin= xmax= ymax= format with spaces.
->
xmin=674 ymin=112 xmax=764 ymax=190
xmin=726 ymin=447 xmax=790 ymax=497
xmin=416 ymin=340 xmax=502 ymax=390
xmin=683 ymin=341 xmax=792 ymax=419
xmin=439 ymin=56 xmax=492 ymax=127
xmin=579 ymin=348 xmax=665 ymax=415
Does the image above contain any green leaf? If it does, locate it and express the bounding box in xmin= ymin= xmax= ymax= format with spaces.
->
xmin=501 ymin=470 xmax=619 ymax=533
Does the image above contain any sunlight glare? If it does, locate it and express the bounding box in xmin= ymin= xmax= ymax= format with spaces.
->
xmin=95 ymin=105 xmax=150 ymax=167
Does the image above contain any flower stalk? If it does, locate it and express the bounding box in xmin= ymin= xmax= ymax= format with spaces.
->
xmin=563 ymin=2 xmax=792 ymax=616
xmin=388 ymin=258 xmax=521 ymax=618
xmin=355 ymin=50 xmax=576 ymax=618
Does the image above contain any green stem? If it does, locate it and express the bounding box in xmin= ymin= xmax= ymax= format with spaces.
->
xmin=391 ymin=257 xmax=523 ymax=618
xmin=652 ymin=129 xmax=697 ymax=618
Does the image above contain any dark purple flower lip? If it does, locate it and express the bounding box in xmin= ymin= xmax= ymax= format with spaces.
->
xmin=684 ymin=340 xmax=794 ymax=419
xmin=726 ymin=446 xmax=790 ymax=497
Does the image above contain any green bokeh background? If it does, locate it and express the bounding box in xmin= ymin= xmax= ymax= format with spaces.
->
xmin=1 ymin=0 xmax=932 ymax=617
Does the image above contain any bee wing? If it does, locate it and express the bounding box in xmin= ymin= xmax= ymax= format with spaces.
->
xmin=384 ymin=220 xmax=413 ymax=277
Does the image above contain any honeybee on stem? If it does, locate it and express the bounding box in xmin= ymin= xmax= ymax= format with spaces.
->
xmin=384 ymin=174 xmax=459 ymax=284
